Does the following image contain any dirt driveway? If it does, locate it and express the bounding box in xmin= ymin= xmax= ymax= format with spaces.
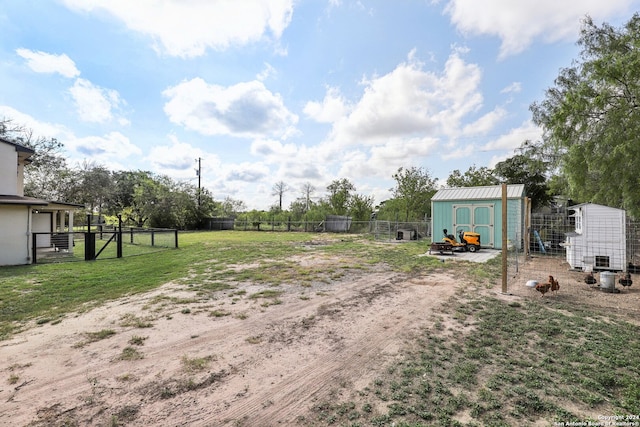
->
xmin=0 ymin=256 xmax=461 ymax=427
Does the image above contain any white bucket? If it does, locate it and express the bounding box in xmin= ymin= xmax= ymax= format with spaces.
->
xmin=600 ymin=271 xmax=615 ymax=292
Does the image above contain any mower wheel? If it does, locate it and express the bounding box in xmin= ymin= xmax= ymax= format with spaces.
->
xmin=468 ymin=245 xmax=478 ymax=253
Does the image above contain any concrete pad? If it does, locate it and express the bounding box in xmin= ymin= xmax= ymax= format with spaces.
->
xmin=421 ymin=248 xmax=501 ymax=263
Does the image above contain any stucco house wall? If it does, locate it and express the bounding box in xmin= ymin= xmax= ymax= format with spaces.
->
xmin=0 ymin=141 xmax=19 ymax=195
xmin=0 ymin=205 xmax=31 ymax=265
xmin=0 ymin=136 xmax=82 ymax=266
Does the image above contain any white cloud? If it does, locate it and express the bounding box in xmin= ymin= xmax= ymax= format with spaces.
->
xmin=62 ymin=0 xmax=294 ymax=57
xmin=224 ymin=162 xmax=271 ymax=183
xmin=16 ymin=48 xmax=80 ymax=78
xmin=0 ymin=105 xmax=72 ymax=141
xmin=0 ymin=106 xmax=141 ymax=171
xmin=250 ymin=138 xmax=298 ymax=159
xmin=482 ymin=120 xmax=542 ymax=152
xmin=279 ymin=159 xmax=323 ymax=180
xmin=163 ymin=78 xmax=298 ymax=139
xmin=146 ymin=135 xmax=220 ymax=179
xmin=256 ymin=62 xmax=277 ymax=81
xmin=14 ymin=49 xmax=127 ymax=125
xmin=303 ymin=87 xmax=351 ymax=123
xmin=337 ymin=136 xmax=440 ymax=181
xmin=461 ymin=107 xmax=507 ymax=136
xmin=311 ymin=50 xmax=483 ymax=147
xmin=69 ymin=78 xmax=125 ymax=123
xmin=444 ymin=0 xmax=635 ymax=58
xmin=67 ymin=131 xmax=142 ymax=161
xmin=298 ymin=49 xmax=509 ymax=187
xmin=501 ymin=82 xmax=522 ymax=94
xmin=441 ymin=144 xmax=476 ymax=161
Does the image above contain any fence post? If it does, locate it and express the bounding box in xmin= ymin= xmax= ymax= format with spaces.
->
xmin=85 ymin=232 xmax=96 ymax=260
xmin=85 ymin=214 xmax=95 ymax=261
xmin=151 ymin=230 xmax=155 ymax=246
xmin=174 ymin=229 xmax=179 ymax=248
xmin=117 ymin=215 xmax=123 ymax=258
xmin=501 ymin=183 xmax=508 ymax=294
xmin=32 ymin=233 xmax=37 ymax=264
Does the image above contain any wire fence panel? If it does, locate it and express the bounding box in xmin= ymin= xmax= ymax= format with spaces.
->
xmin=230 ymin=219 xmax=431 ymax=240
xmin=506 ymin=213 xmax=640 ymax=294
xmin=32 ymin=227 xmax=178 ymax=264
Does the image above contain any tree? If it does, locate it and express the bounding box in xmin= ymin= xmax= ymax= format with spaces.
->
xmin=288 ymin=198 xmax=310 ymax=219
xmin=301 ymin=182 xmax=315 ymax=212
xmin=120 ymin=173 xmax=162 ymax=227
xmin=220 ymin=196 xmax=246 ymax=217
xmin=530 ymin=14 xmax=640 ymax=216
xmin=446 ymin=165 xmax=499 ymax=187
xmin=327 ymin=178 xmax=355 ymax=215
xmin=391 ymin=167 xmax=438 ymax=221
xmin=107 ymin=170 xmax=153 ymax=216
xmin=23 ymin=151 xmax=74 ymax=202
xmin=271 ymin=181 xmax=289 ymax=212
xmin=75 ymin=161 xmax=113 ymax=222
xmin=348 ymin=193 xmax=374 ymax=221
xmin=1 ymin=118 xmax=74 ymax=201
xmin=493 ymin=141 xmax=553 ymax=210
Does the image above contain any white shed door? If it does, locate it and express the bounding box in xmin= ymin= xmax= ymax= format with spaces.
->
xmin=453 ymin=204 xmax=495 ymax=248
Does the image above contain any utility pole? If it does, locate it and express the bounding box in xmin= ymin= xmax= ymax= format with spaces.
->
xmin=196 ymin=157 xmax=202 ymax=207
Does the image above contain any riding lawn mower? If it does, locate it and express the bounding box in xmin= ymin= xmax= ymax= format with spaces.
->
xmin=442 ymin=229 xmax=481 ymax=252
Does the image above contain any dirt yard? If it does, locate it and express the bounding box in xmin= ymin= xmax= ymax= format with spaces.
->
xmin=0 ymin=251 xmax=464 ymax=427
xmin=1 ymin=252 xmax=638 ymax=426
xmin=508 ymin=255 xmax=640 ymax=321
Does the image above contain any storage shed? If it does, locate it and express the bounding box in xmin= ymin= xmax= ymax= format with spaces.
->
xmin=323 ymin=215 xmax=352 ymax=232
xmin=564 ymin=203 xmax=626 ymax=272
xmin=203 ymin=217 xmax=235 ymax=230
xmin=431 ymin=184 xmax=526 ymax=250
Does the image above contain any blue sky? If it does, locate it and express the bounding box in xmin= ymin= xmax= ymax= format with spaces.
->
xmin=1 ymin=0 xmax=638 ymax=210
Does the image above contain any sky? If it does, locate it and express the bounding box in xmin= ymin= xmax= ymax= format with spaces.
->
xmin=1 ymin=0 xmax=638 ymax=210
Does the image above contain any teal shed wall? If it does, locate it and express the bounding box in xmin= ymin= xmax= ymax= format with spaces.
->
xmin=431 ymin=194 xmax=525 ymax=250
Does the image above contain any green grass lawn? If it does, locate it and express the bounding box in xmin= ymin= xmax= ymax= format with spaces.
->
xmin=309 ymin=296 xmax=640 ymax=426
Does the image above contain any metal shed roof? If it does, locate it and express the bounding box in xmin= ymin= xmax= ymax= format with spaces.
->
xmin=431 ymin=184 xmax=525 ymax=201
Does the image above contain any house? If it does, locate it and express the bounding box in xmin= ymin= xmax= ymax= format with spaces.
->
xmin=431 ymin=184 xmax=527 ymax=250
xmin=0 ymin=136 xmax=82 ymax=266
xmin=564 ymin=203 xmax=626 ymax=272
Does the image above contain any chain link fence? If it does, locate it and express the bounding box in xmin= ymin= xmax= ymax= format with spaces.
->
xmin=506 ymin=211 xmax=640 ymax=292
xmin=231 ymin=219 xmax=431 ymax=240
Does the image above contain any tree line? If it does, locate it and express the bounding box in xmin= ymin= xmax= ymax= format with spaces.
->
xmin=1 ymin=116 xmax=548 ymax=228
xmin=3 ymin=14 xmax=640 ymax=226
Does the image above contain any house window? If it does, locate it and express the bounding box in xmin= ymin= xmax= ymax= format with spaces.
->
xmin=575 ymin=211 xmax=583 ymax=234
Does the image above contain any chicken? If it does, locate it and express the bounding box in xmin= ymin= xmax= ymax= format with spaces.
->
xmin=550 ymin=276 xmax=560 ymax=296
xmin=619 ymin=272 xmax=633 ymax=290
xmin=535 ymin=280 xmax=552 ymax=297
xmin=584 ymin=272 xmax=597 ymax=285
xmin=534 ymin=275 xmax=558 ymax=297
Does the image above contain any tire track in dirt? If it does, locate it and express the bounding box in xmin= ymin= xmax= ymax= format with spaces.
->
xmin=1 ymin=270 xmax=458 ymax=427
xmin=199 ymin=274 xmax=455 ymax=427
